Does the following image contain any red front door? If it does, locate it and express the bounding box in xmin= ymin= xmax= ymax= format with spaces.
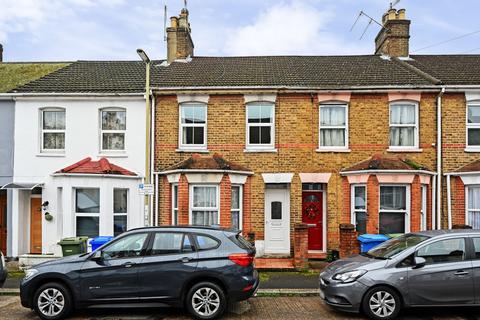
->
xmin=302 ymin=192 xmax=323 ymax=250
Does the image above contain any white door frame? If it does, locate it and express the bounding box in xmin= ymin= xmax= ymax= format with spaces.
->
xmin=264 ymin=187 xmax=290 ymax=255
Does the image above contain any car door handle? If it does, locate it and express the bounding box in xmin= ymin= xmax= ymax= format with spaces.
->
xmin=122 ymin=262 xmax=136 ymax=268
xmin=180 ymin=257 xmax=192 ymax=263
xmin=454 ymin=270 xmax=469 ymax=276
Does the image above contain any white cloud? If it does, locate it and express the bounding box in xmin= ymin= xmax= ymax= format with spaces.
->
xmin=224 ymin=1 xmax=367 ymax=56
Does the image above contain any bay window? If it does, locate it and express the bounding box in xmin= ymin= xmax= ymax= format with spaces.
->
xmin=467 ymin=103 xmax=480 ymax=149
xmin=467 ymin=186 xmax=480 ymax=229
xmin=75 ymin=188 xmax=100 ymax=238
xmin=41 ymin=108 xmax=65 ymax=152
xmin=379 ymin=186 xmax=408 ymax=234
xmin=101 ymin=108 xmax=126 ymax=151
xmin=231 ymin=185 xmax=242 ymax=230
xmin=319 ymin=104 xmax=348 ymax=149
xmin=389 ymin=102 xmax=418 ymax=149
xmin=179 ymin=103 xmax=207 ymax=149
xmin=190 ymin=185 xmax=219 ymax=226
xmin=113 ymin=189 xmax=128 ymax=236
xmin=351 ymin=185 xmax=367 ymax=234
xmin=246 ymin=103 xmax=275 ymax=150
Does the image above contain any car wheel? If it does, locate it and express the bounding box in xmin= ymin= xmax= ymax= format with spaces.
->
xmin=33 ymin=282 xmax=73 ymax=320
xmin=186 ymin=281 xmax=226 ymax=320
xmin=362 ymin=286 xmax=401 ymax=320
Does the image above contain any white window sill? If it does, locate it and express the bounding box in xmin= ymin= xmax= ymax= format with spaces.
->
xmin=387 ymin=148 xmax=423 ymax=153
xmin=176 ymin=148 xmax=209 ymax=153
xmin=316 ymin=148 xmax=351 ymax=153
xmin=465 ymin=148 xmax=480 ymax=153
xmin=36 ymin=153 xmax=65 ymax=158
xmin=244 ymin=148 xmax=278 ymax=153
xmin=98 ymin=153 xmax=128 ymax=158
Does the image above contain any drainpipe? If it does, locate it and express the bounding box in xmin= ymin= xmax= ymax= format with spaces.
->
xmin=432 ymin=175 xmax=436 ymax=229
xmin=436 ymin=87 xmax=446 ymax=229
xmin=150 ymin=92 xmax=155 ymax=225
xmin=446 ymin=173 xmax=452 ymax=229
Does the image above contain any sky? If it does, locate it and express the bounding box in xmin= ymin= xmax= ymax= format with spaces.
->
xmin=0 ymin=0 xmax=479 ymax=62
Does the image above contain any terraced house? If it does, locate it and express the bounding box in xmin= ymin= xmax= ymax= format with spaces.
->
xmin=152 ymin=8 xmax=480 ymax=267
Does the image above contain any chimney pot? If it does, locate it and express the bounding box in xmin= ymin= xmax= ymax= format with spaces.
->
xmin=397 ymin=9 xmax=406 ymax=19
xmin=388 ymin=8 xmax=397 ymax=20
xmin=170 ymin=17 xmax=178 ymax=28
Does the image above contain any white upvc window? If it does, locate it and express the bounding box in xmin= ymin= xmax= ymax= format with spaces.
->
xmin=389 ymin=102 xmax=419 ymax=150
xmin=231 ymin=185 xmax=243 ymax=230
xmin=41 ymin=108 xmax=66 ymax=153
xmin=246 ymin=103 xmax=275 ymax=150
xmin=379 ymin=185 xmax=410 ymax=234
xmin=319 ymin=104 xmax=348 ymax=150
xmin=466 ymin=186 xmax=480 ymax=229
xmin=172 ymin=184 xmax=179 ymax=225
xmin=113 ymin=188 xmax=128 ymax=236
xmin=351 ymin=185 xmax=367 ymax=234
xmin=189 ymin=185 xmax=219 ymax=226
xmin=420 ymin=184 xmax=427 ymax=231
xmin=100 ymin=108 xmax=126 ymax=152
xmin=75 ymin=188 xmax=100 ymax=238
xmin=466 ymin=103 xmax=480 ymax=150
xmin=179 ymin=103 xmax=207 ymax=150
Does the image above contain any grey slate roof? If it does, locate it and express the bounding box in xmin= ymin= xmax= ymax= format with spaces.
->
xmin=9 ymin=54 xmax=480 ymax=93
xmin=151 ymin=55 xmax=434 ymax=89
xmin=12 ymin=60 xmax=153 ymax=93
xmin=406 ymin=55 xmax=480 ymax=86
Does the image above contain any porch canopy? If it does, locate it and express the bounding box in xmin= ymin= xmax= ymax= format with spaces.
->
xmin=1 ymin=182 xmax=44 ymax=190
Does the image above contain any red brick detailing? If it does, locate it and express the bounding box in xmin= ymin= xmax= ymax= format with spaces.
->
xmin=410 ymin=176 xmax=422 ymax=232
xmin=452 ymin=177 xmax=466 ymax=226
xmin=367 ymin=176 xmax=379 ymax=234
xmin=178 ymin=174 xmax=189 ymax=225
xmin=242 ymin=177 xmax=252 ymax=235
xmin=339 ymin=223 xmax=359 ymax=258
xmin=254 ymin=258 xmax=295 ymax=270
xmin=293 ymin=223 xmax=309 ymax=269
xmin=160 ymin=176 xmax=172 ymax=225
xmin=219 ymin=175 xmax=232 ymax=228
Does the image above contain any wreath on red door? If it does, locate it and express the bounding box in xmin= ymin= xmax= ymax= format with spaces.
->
xmin=304 ymin=203 xmax=321 ymax=219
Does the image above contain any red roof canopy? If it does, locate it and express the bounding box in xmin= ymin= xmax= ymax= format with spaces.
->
xmin=57 ymin=157 xmax=137 ymax=176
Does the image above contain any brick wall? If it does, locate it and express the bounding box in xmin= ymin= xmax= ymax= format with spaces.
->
xmin=339 ymin=223 xmax=359 ymax=258
xmin=155 ymin=92 xmax=437 ymax=251
xmin=451 ymin=177 xmax=466 ymax=226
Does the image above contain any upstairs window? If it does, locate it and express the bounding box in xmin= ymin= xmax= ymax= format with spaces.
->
xmin=467 ymin=103 xmax=480 ymax=149
xmin=319 ymin=104 xmax=348 ymax=149
xmin=41 ymin=109 xmax=65 ymax=152
xmin=246 ymin=103 xmax=275 ymax=150
xmin=101 ymin=109 xmax=126 ymax=151
xmin=179 ymin=103 xmax=207 ymax=149
xmin=389 ymin=102 xmax=418 ymax=149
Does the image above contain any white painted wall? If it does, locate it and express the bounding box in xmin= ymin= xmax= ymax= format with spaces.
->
xmin=13 ymin=96 xmax=146 ymax=181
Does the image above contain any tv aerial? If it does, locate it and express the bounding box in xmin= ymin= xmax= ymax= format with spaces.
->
xmin=351 ymin=1 xmax=398 ymax=40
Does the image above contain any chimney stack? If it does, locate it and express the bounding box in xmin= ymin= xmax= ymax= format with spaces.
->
xmin=166 ymin=8 xmax=194 ymax=63
xmin=375 ymin=8 xmax=410 ymax=57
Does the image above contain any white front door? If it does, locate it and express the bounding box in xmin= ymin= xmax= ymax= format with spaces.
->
xmin=264 ymin=188 xmax=290 ymax=254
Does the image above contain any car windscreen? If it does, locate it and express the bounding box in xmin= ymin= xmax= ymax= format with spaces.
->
xmin=366 ymin=234 xmax=429 ymax=259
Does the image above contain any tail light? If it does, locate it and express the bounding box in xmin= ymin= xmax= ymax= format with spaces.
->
xmin=228 ymin=253 xmax=254 ymax=267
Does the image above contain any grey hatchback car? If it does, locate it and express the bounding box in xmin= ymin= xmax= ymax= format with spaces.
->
xmin=320 ymin=230 xmax=480 ymax=320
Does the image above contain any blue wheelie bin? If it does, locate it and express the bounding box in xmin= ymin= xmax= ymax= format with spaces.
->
xmin=90 ymin=236 xmax=115 ymax=251
xmin=358 ymin=234 xmax=390 ymax=252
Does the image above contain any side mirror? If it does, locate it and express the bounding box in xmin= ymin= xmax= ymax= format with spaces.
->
xmin=91 ymin=250 xmax=103 ymax=261
xmin=413 ymin=256 xmax=426 ymax=269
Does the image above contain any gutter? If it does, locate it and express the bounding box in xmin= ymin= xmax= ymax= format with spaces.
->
xmin=445 ymin=173 xmax=452 ymax=229
xmin=156 ymin=169 xmax=254 ymax=176
xmin=436 ymin=87 xmax=446 ymax=229
xmin=0 ymin=92 xmax=145 ymax=98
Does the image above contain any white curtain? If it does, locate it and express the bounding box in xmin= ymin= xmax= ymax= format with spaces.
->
xmin=468 ymin=187 xmax=480 ymax=228
xmin=320 ymin=106 xmax=345 ymax=126
xmin=390 ymin=104 xmax=415 ymax=147
xmin=192 ymin=211 xmax=218 ymax=226
xmin=193 ymin=186 xmax=217 ymax=207
xmin=391 ymin=105 xmax=415 ymax=124
xmin=320 ymin=106 xmax=346 ymax=147
xmin=321 ymin=129 xmax=345 ymax=147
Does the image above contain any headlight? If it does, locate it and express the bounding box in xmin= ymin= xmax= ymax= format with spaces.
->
xmin=332 ymin=270 xmax=367 ymax=283
xmin=24 ymin=268 xmax=39 ymax=280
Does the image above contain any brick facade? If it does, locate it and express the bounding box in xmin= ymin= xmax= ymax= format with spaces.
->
xmin=154 ymin=92 xmax=438 ymax=254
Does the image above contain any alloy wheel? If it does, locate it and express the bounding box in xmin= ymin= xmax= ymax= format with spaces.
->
xmin=369 ymin=290 xmax=396 ymax=318
xmin=191 ymin=287 xmax=221 ymax=317
xmin=37 ymin=288 xmax=65 ymax=317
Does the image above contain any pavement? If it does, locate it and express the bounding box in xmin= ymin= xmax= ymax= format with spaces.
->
xmin=3 ymin=295 xmax=480 ymax=319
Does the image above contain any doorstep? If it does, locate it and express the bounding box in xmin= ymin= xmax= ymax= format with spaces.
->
xmin=18 ymin=254 xmax=62 ymax=270
xmin=307 ymin=251 xmax=326 ymax=260
xmin=254 ymin=258 xmax=295 ymax=270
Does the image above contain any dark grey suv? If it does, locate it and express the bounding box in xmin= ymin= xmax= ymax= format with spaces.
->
xmin=20 ymin=226 xmax=258 ymax=320
xmin=320 ymin=230 xmax=480 ymax=320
